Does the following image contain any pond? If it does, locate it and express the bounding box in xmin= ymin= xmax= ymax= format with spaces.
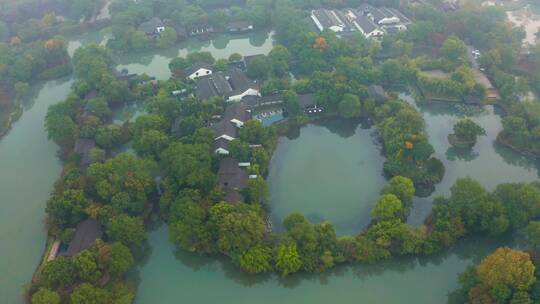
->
xmin=116 ymin=31 xmax=275 ymax=81
xmin=402 ymin=95 xmax=540 ymax=225
xmin=267 ymin=119 xmax=386 ymax=235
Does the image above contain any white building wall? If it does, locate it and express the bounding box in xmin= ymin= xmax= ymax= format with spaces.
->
xmin=188 ymin=68 xmax=213 ymax=80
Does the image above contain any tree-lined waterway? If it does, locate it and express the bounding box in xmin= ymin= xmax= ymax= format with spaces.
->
xmin=1 ymin=28 xmax=539 ymax=304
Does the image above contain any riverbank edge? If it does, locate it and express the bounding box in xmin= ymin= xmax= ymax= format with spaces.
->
xmin=0 ymin=104 xmax=23 ymax=140
xmin=496 ymin=133 xmax=539 ymax=159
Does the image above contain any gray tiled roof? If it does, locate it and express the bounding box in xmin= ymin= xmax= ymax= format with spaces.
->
xmin=312 ymin=9 xmax=344 ymax=30
xmin=228 ymin=68 xmax=257 ymax=96
xmin=60 ymin=219 xmax=102 ymax=257
xmin=195 ymin=68 xmax=257 ymax=100
xmin=298 ymin=93 xmax=316 ymax=108
xmin=74 ymin=138 xmax=95 ymax=167
xmin=195 ymin=73 xmax=232 ymax=100
xmin=218 ymin=157 xmax=248 ymax=203
xmin=355 ymin=14 xmax=378 ymax=34
xmin=212 ymin=103 xmax=251 ymax=140
xmin=185 ymin=62 xmax=212 ymax=77
xmin=138 ymin=17 xmax=164 ymax=34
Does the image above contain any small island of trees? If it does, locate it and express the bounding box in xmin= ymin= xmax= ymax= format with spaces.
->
xmin=448 ymin=118 xmax=486 ymax=148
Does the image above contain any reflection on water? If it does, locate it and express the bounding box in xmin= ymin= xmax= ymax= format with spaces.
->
xmin=401 ymin=94 xmax=540 ymax=225
xmin=116 ymin=31 xmax=275 ymax=80
xmin=446 ymin=146 xmax=480 ymax=162
xmin=135 ymin=225 xmax=513 ymax=304
xmin=267 ymin=118 xmax=386 ymax=235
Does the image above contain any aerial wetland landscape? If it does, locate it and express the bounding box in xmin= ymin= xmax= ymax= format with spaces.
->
xmin=1 ymin=0 xmax=540 ymax=303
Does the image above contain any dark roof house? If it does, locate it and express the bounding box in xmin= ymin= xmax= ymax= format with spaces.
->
xmin=212 ymin=103 xmax=252 ymax=154
xmin=60 ymin=219 xmax=102 ymax=257
xmin=298 ymin=93 xmax=325 ymax=115
xmin=242 ymin=94 xmax=284 ymax=109
xmin=218 ymin=157 xmax=249 ymax=203
xmin=227 ymin=20 xmax=254 ymax=33
xmin=368 ymin=85 xmax=387 ymax=103
xmin=311 ymin=9 xmax=346 ymax=32
xmin=195 ymin=68 xmax=259 ymax=101
xmin=185 ymin=62 xmax=213 ymax=79
xmin=74 ymin=138 xmax=95 ymax=168
xmin=138 ymin=17 xmax=165 ymax=36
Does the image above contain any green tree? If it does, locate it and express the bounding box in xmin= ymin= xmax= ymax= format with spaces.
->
xmin=70 ymin=283 xmax=110 ymax=304
xmin=238 ymin=245 xmax=273 ymax=274
xmin=95 ymin=124 xmax=125 ymax=149
xmin=275 ymin=243 xmax=302 ymax=277
xmin=86 ymin=97 xmax=112 ymax=120
xmin=450 ymin=119 xmax=486 ymax=146
xmin=73 ymin=250 xmax=102 ymax=283
xmin=87 ymin=152 xmax=155 ymax=204
xmin=441 ymin=35 xmax=467 ymax=65
xmin=169 ymin=200 xmax=215 ymax=253
xmin=46 ymin=189 xmax=89 ymax=228
xmin=106 ymin=214 xmax=146 ymax=248
xmin=129 ymin=31 xmax=151 ymax=51
xmin=210 ymin=203 xmax=266 ymax=256
xmin=169 ymin=57 xmax=189 ymax=76
xmin=283 ymin=90 xmax=301 ymax=117
xmin=160 ymin=143 xmax=216 ymax=195
xmin=371 ymin=194 xmax=403 ymax=221
xmin=247 ymin=56 xmax=271 ymax=80
xmin=45 ymin=101 xmax=77 ymax=148
xmin=245 ymin=176 xmax=269 ymax=204
xmin=41 ymin=257 xmax=76 ymax=289
xmin=133 ymin=129 xmax=169 ymax=158
xmin=109 ymin=242 xmax=134 ymax=277
xmin=31 ymin=288 xmax=60 ymax=304
xmin=156 ymin=27 xmax=177 ymax=49
xmin=382 ymin=176 xmax=415 ymax=209
xmin=338 ymin=93 xmax=361 ymax=118
xmin=90 ymin=148 xmax=106 ymax=163
xmin=527 ymin=221 xmax=540 ymax=250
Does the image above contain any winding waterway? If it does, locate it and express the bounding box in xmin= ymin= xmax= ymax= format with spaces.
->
xmin=1 ymin=28 xmax=539 ymax=303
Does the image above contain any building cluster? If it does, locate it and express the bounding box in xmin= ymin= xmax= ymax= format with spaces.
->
xmin=178 ymin=58 xmax=325 ymax=203
xmin=310 ymin=4 xmax=411 ymax=38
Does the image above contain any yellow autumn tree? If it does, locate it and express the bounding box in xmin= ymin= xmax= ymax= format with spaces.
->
xmin=476 ymin=247 xmax=535 ymax=291
xmin=313 ymin=36 xmax=327 ymax=53
xmin=45 ymin=38 xmax=62 ymax=50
